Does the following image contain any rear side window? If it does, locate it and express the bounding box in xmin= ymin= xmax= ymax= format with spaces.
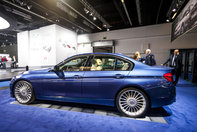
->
xmin=116 ymin=59 xmax=131 ymax=71
xmin=91 ymin=56 xmax=116 ymax=71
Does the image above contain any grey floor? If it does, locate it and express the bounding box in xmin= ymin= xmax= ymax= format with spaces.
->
xmin=10 ymin=100 xmax=168 ymax=124
xmin=0 ymin=68 xmax=24 ymax=81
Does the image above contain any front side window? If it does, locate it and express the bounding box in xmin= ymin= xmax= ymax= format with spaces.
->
xmin=91 ymin=56 xmax=115 ymax=71
xmin=59 ymin=56 xmax=88 ymax=71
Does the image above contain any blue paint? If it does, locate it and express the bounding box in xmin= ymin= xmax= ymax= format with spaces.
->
xmin=0 ymin=78 xmax=197 ymax=131
xmin=0 ymin=81 xmax=10 ymax=87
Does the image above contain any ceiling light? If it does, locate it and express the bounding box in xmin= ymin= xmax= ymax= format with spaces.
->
xmin=172 ymin=8 xmax=176 ymax=12
xmin=107 ymin=28 xmax=110 ymax=31
xmin=166 ymin=19 xmax=170 ymax=22
xmin=27 ymin=4 xmax=32 ymax=10
xmin=93 ymin=16 xmax=96 ymax=20
xmin=0 ymin=17 xmax=10 ymax=29
xmin=84 ymin=8 xmax=89 ymax=14
xmin=103 ymin=24 xmax=107 ymax=28
xmin=90 ymin=13 xmax=93 ymax=16
xmin=172 ymin=12 xmax=177 ymax=19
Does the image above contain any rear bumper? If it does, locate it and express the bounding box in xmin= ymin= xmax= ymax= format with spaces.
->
xmin=147 ymin=85 xmax=176 ymax=108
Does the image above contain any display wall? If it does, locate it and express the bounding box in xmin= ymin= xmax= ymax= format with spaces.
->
xmin=78 ymin=23 xmax=197 ymax=65
xmin=17 ymin=24 xmax=77 ymax=67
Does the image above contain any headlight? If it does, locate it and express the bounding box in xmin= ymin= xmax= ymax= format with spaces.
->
xmin=16 ymin=74 xmax=22 ymax=79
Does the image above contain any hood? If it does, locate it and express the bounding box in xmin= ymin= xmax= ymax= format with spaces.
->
xmin=25 ymin=68 xmax=51 ymax=74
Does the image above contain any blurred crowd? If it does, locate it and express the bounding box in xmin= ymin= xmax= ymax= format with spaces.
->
xmin=0 ymin=55 xmax=17 ymax=69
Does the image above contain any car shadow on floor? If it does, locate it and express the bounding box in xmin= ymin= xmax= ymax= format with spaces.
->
xmin=33 ymin=100 xmax=170 ymax=118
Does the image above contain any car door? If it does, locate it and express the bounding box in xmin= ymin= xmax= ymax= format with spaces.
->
xmin=42 ymin=55 xmax=89 ymax=98
xmin=82 ymin=55 xmax=132 ymax=100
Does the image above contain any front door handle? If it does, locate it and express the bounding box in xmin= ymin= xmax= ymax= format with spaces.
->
xmin=73 ymin=75 xmax=82 ymax=79
xmin=115 ymin=74 xmax=124 ymax=79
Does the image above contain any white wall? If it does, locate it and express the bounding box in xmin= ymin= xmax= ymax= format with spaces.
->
xmin=17 ymin=31 xmax=29 ymax=67
xmin=77 ymin=23 xmax=197 ymax=65
xmin=17 ymin=24 xmax=77 ymax=67
xmin=55 ymin=25 xmax=77 ymax=63
xmin=29 ymin=25 xmax=56 ymax=66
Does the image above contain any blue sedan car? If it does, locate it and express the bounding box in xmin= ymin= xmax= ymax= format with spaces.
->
xmin=10 ymin=53 xmax=176 ymax=117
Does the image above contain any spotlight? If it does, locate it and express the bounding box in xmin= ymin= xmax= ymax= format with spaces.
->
xmin=0 ymin=17 xmax=10 ymax=29
xmin=56 ymin=19 xmax=59 ymax=22
xmin=172 ymin=8 xmax=176 ymax=12
xmin=103 ymin=24 xmax=107 ymax=28
xmin=107 ymin=28 xmax=110 ymax=31
xmin=27 ymin=4 xmax=32 ymax=10
xmin=90 ymin=13 xmax=93 ymax=16
xmin=93 ymin=16 xmax=96 ymax=21
xmin=84 ymin=8 xmax=89 ymax=14
xmin=166 ymin=19 xmax=170 ymax=22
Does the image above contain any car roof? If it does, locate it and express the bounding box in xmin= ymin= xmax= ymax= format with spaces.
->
xmin=72 ymin=52 xmax=149 ymax=68
xmin=57 ymin=52 xmax=150 ymax=69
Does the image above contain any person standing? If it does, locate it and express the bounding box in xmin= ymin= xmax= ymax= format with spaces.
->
xmin=145 ymin=49 xmax=156 ymax=66
xmin=133 ymin=51 xmax=144 ymax=62
xmin=12 ymin=56 xmax=17 ymax=68
xmin=2 ymin=56 xmax=8 ymax=69
xmin=162 ymin=49 xmax=182 ymax=86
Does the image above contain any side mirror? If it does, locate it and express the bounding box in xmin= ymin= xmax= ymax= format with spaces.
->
xmin=54 ymin=65 xmax=60 ymax=71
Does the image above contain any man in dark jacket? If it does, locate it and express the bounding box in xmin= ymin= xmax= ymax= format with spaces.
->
xmin=145 ymin=49 xmax=156 ymax=66
xmin=162 ymin=49 xmax=182 ymax=86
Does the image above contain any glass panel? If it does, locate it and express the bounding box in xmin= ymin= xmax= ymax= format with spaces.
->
xmin=188 ymin=52 xmax=194 ymax=73
xmin=91 ymin=56 xmax=115 ymax=71
xmin=116 ymin=59 xmax=131 ymax=71
xmin=59 ymin=57 xmax=88 ymax=71
xmin=182 ymin=53 xmax=185 ymax=72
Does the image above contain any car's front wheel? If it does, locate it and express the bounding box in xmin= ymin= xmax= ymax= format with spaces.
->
xmin=14 ymin=81 xmax=35 ymax=104
xmin=116 ymin=88 xmax=150 ymax=118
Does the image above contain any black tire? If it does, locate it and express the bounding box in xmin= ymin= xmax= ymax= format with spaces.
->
xmin=116 ymin=87 xmax=150 ymax=118
xmin=14 ymin=81 xmax=35 ymax=104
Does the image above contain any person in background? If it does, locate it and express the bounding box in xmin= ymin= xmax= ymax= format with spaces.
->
xmin=2 ymin=56 xmax=8 ymax=69
xmin=145 ymin=49 xmax=156 ymax=66
xmin=7 ymin=55 xmax=12 ymax=62
xmin=12 ymin=56 xmax=17 ymax=68
xmin=133 ymin=51 xmax=140 ymax=61
xmin=0 ymin=56 xmax=2 ymax=69
xmin=162 ymin=49 xmax=182 ymax=86
xmin=133 ymin=51 xmax=145 ymax=62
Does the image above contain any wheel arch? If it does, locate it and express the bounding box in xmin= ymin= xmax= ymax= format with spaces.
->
xmin=114 ymin=84 xmax=151 ymax=108
xmin=12 ymin=79 xmax=36 ymax=98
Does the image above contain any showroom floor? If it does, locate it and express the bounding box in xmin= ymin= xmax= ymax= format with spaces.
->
xmin=0 ymin=79 xmax=197 ymax=132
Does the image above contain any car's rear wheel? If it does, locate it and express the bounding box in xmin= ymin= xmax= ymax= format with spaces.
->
xmin=14 ymin=81 xmax=35 ymax=104
xmin=116 ymin=88 xmax=150 ymax=118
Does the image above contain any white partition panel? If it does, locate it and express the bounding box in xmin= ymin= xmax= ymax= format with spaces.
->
xmin=55 ymin=25 xmax=77 ymax=63
xmin=17 ymin=31 xmax=29 ymax=67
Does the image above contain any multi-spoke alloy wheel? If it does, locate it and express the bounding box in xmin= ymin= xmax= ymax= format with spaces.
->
xmin=116 ymin=88 xmax=149 ymax=118
xmin=14 ymin=81 xmax=35 ymax=104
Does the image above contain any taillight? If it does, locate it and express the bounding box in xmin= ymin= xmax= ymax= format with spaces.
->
xmin=163 ymin=72 xmax=173 ymax=82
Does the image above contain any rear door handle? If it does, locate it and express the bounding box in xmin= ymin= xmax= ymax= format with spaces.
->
xmin=115 ymin=74 xmax=124 ymax=79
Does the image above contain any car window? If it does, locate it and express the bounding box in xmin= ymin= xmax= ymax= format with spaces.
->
xmin=116 ymin=59 xmax=131 ymax=71
xmin=59 ymin=56 xmax=88 ymax=71
xmin=91 ymin=56 xmax=115 ymax=71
